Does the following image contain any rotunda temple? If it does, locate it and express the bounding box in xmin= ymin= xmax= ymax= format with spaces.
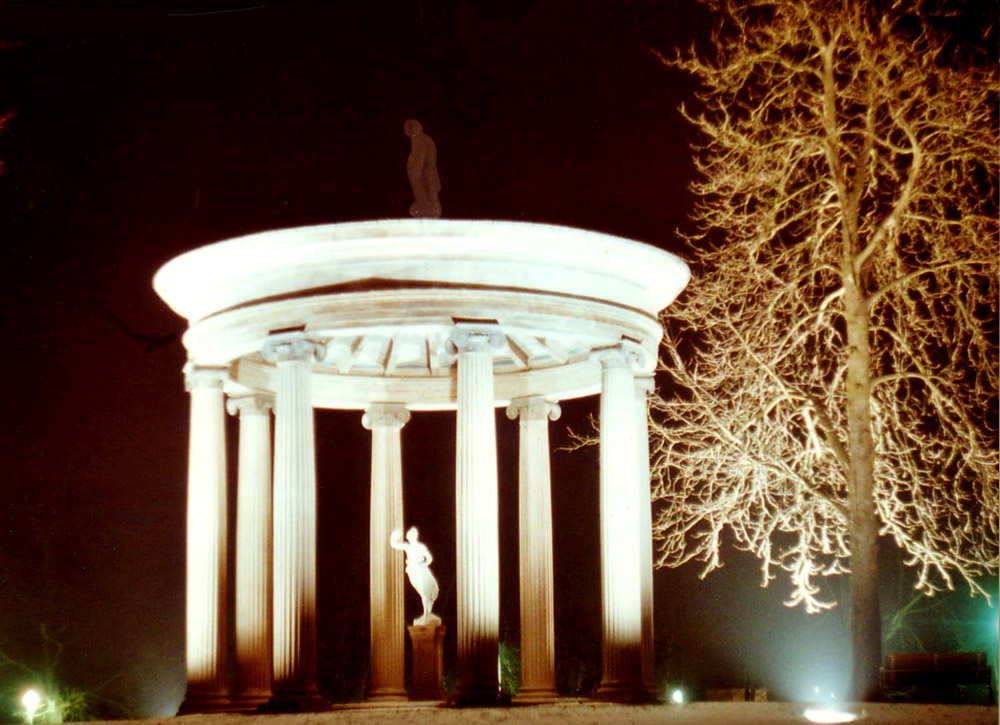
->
xmin=153 ymin=218 xmax=689 ymax=710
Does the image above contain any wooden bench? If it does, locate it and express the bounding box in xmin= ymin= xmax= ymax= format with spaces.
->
xmin=881 ymin=652 xmax=995 ymax=703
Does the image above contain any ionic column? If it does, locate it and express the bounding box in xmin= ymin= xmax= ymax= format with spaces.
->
xmin=635 ymin=377 xmax=655 ymax=694
xmin=450 ymin=324 xmax=504 ymax=704
xmin=363 ymin=403 xmax=410 ymax=701
xmin=179 ymin=366 xmax=230 ymax=714
xmin=263 ymin=334 xmax=326 ymax=711
xmin=506 ymin=397 xmax=560 ymax=701
xmin=228 ymin=394 xmax=274 ymax=708
xmin=594 ymin=345 xmax=645 ymax=701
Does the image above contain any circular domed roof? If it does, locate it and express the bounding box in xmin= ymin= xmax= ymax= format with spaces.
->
xmin=154 ymin=219 xmax=689 ymax=410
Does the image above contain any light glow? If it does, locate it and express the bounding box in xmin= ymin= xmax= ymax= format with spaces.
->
xmin=21 ymin=689 xmax=41 ymax=725
xmin=807 ymin=683 xmax=845 ymax=705
xmin=803 ymin=707 xmax=860 ymax=724
xmin=670 ymin=688 xmax=685 ymax=704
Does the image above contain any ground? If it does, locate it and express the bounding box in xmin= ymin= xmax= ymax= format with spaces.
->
xmin=88 ymin=701 xmax=998 ymax=725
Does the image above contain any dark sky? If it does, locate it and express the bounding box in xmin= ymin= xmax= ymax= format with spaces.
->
xmin=0 ymin=1 xmax=991 ymax=718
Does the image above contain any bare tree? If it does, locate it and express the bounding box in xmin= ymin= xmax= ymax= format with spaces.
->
xmin=651 ymin=0 xmax=998 ymax=701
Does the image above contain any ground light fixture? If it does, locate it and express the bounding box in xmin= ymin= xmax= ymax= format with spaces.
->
xmin=669 ymin=687 xmax=685 ymax=704
xmin=802 ymin=707 xmax=861 ymax=723
xmin=20 ymin=689 xmax=41 ymax=725
xmin=800 ymin=682 xmax=862 ymax=723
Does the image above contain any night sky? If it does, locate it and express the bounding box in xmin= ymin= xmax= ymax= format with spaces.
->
xmin=0 ymin=1 xmax=992 ymax=718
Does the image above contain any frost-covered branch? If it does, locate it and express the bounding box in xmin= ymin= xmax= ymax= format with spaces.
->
xmin=652 ymin=0 xmax=998 ymax=622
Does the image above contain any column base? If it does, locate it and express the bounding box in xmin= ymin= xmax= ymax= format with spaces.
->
xmin=260 ymin=691 xmax=328 ymax=712
xmin=450 ymin=687 xmax=503 ymax=707
xmin=367 ymin=688 xmax=408 ymax=702
xmin=514 ymin=687 xmax=559 ymax=703
xmin=592 ymin=681 xmax=656 ymax=703
xmin=176 ymin=692 xmax=232 ymax=715
xmin=228 ymin=692 xmax=271 ymax=712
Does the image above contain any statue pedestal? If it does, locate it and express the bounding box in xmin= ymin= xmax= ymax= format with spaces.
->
xmin=407 ymin=623 xmax=446 ymax=700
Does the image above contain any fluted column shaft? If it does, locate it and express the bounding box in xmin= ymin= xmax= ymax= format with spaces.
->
xmin=596 ymin=347 xmax=644 ymax=699
xmin=180 ymin=366 xmax=229 ymax=713
xmin=451 ymin=325 xmax=504 ymax=703
xmin=507 ymin=397 xmax=560 ymax=701
xmin=635 ymin=377 xmax=655 ymax=693
xmin=364 ymin=404 xmax=410 ymax=701
xmin=229 ymin=394 xmax=274 ymax=705
xmin=265 ymin=335 xmax=325 ymax=708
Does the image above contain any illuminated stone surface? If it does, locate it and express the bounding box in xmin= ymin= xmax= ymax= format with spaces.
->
xmin=265 ymin=334 xmax=326 ymax=710
xmin=595 ymin=345 xmax=644 ymax=700
xmin=154 ymin=219 xmax=689 ymax=710
xmin=364 ymin=404 xmax=410 ymax=701
xmin=507 ymin=397 xmax=561 ymax=701
xmin=153 ymin=220 xmax=688 ymax=409
xmin=228 ymin=394 xmax=274 ymax=707
xmin=451 ymin=324 xmax=504 ymax=704
xmin=635 ymin=377 xmax=656 ymax=694
xmin=179 ymin=367 xmax=230 ymax=714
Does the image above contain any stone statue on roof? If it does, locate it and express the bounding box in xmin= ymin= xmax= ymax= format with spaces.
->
xmin=405 ymin=119 xmax=442 ymax=219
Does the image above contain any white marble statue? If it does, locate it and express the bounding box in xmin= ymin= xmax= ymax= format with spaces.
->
xmin=390 ymin=526 xmax=441 ymax=626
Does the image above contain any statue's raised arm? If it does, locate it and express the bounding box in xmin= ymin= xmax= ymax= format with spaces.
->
xmin=389 ymin=526 xmax=441 ymax=626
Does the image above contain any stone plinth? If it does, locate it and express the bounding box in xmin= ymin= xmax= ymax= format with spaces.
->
xmin=407 ymin=624 xmax=447 ymax=701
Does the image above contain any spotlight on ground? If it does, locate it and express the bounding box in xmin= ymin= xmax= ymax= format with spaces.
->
xmin=21 ymin=689 xmax=41 ymax=725
xmin=669 ymin=687 xmax=685 ymax=704
xmin=802 ymin=707 xmax=860 ymax=723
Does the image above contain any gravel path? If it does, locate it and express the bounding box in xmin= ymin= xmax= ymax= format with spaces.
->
xmin=89 ymin=701 xmax=998 ymax=725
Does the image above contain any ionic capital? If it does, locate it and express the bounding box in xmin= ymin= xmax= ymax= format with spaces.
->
xmin=261 ymin=333 xmax=326 ymax=364
xmin=506 ymin=397 xmax=561 ymax=423
xmin=362 ymin=403 xmax=411 ymax=430
xmin=184 ymin=364 xmax=228 ymax=392
xmin=227 ymin=393 xmax=274 ymax=418
xmin=446 ymin=323 xmax=505 ymax=355
xmin=593 ymin=339 xmax=645 ymax=372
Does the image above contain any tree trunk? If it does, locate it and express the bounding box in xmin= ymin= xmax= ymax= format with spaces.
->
xmin=844 ymin=283 xmax=882 ymax=702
